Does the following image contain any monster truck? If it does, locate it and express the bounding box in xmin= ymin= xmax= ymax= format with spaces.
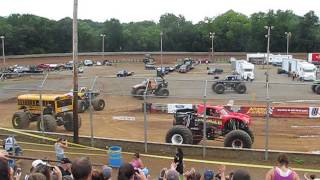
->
xmin=165 ymin=104 xmax=254 ymax=148
xmin=312 ymin=80 xmax=320 ymax=94
xmin=76 ymin=87 xmax=106 ymax=113
xmin=212 ymin=75 xmax=247 ymax=94
xmin=131 ymin=77 xmax=169 ymax=100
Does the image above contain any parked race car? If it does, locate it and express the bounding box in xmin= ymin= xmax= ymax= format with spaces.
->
xmin=131 ymin=77 xmax=169 ymax=99
xmin=116 ymin=70 xmax=134 ymax=77
xmin=165 ymin=104 xmax=254 ymax=148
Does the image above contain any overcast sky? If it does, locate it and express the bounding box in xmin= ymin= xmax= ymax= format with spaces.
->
xmin=1 ymin=0 xmax=319 ymax=23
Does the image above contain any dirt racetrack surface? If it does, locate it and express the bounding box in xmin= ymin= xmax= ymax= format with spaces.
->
xmin=1 ymin=61 xmax=320 ymax=153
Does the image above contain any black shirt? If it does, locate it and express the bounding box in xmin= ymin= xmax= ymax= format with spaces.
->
xmin=174 ymin=152 xmax=183 ymax=174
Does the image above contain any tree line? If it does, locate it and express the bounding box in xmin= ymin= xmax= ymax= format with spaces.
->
xmin=0 ymin=10 xmax=319 ymax=55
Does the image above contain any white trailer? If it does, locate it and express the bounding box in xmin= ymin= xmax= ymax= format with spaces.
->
xmin=232 ymin=60 xmax=255 ymax=80
xmin=247 ymin=53 xmax=292 ymax=65
xmin=297 ymin=61 xmax=316 ymax=81
xmin=282 ymin=58 xmax=316 ymax=81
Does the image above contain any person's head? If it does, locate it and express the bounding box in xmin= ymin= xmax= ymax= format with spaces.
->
xmin=133 ymin=153 xmax=140 ymax=159
xmin=27 ymin=173 xmax=47 ymax=180
xmin=0 ymin=158 xmax=10 ymax=180
xmin=118 ymin=163 xmax=135 ymax=180
xmin=91 ymin=169 xmax=103 ymax=180
xmin=102 ymin=165 xmax=112 ymax=180
xmin=277 ymin=153 xmax=289 ymax=167
xmin=32 ymin=164 xmax=51 ymax=180
xmin=166 ymin=169 xmax=179 ymax=180
xmin=71 ymin=157 xmax=92 ymax=180
xmin=57 ymin=138 xmax=64 ymax=143
xmin=231 ymin=169 xmax=250 ymax=180
xmin=203 ymin=170 xmax=214 ymax=180
xmin=176 ymin=147 xmax=183 ymax=155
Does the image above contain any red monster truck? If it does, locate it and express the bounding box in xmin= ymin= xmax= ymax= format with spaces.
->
xmin=165 ymin=104 xmax=254 ymax=148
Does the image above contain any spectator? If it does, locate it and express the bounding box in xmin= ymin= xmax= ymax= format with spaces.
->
xmin=58 ymin=158 xmax=72 ymax=176
xmin=118 ymin=163 xmax=147 ymax=180
xmin=102 ymin=165 xmax=112 ymax=180
xmin=91 ymin=169 xmax=103 ymax=180
xmin=165 ymin=169 xmax=180 ymax=180
xmin=32 ymin=164 xmax=52 ymax=180
xmin=173 ymin=148 xmax=184 ymax=176
xmin=55 ymin=138 xmax=68 ymax=161
xmin=130 ymin=152 xmax=144 ymax=169
xmin=203 ymin=170 xmax=214 ymax=180
xmin=0 ymin=157 xmax=11 ymax=180
xmin=28 ymin=173 xmax=47 ymax=180
xmin=265 ymin=153 xmax=299 ymax=180
xmin=71 ymin=157 xmax=92 ymax=180
xmin=118 ymin=163 xmax=135 ymax=180
xmin=232 ymin=169 xmax=250 ymax=180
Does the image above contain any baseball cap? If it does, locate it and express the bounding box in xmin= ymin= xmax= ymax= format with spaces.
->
xmin=60 ymin=158 xmax=71 ymax=164
xmin=204 ymin=170 xmax=214 ymax=180
xmin=32 ymin=160 xmax=46 ymax=167
xmin=166 ymin=169 xmax=179 ymax=180
xmin=102 ymin=165 xmax=112 ymax=179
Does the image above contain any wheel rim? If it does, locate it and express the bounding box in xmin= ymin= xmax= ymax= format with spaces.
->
xmin=13 ymin=117 xmax=19 ymax=127
xmin=171 ymin=134 xmax=183 ymax=144
xmin=99 ymin=101 xmax=105 ymax=108
xmin=231 ymin=139 xmax=243 ymax=148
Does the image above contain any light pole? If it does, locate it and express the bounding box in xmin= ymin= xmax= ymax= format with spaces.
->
xmin=209 ymin=32 xmax=215 ymax=62
xmin=160 ymin=32 xmax=163 ymax=69
xmin=100 ymin=34 xmax=106 ymax=60
xmin=72 ymin=0 xmax=79 ymax=143
xmin=285 ymin=32 xmax=291 ymax=55
xmin=264 ymin=25 xmax=273 ymax=160
xmin=0 ymin=36 xmax=5 ymax=66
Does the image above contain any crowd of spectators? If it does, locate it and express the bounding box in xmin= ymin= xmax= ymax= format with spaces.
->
xmin=0 ymin=142 xmax=319 ymax=180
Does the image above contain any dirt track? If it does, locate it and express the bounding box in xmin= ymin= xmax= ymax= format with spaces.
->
xmin=1 ymin=62 xmax=320 ymax=153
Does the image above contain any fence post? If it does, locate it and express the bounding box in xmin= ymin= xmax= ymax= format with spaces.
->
xmin=39 ymin=73 xmax=49 ymax=135
xmin=202 ymin=80 xmax=208 ymax=158
xmin=143 ymin=81 xmax=149 ymax=153
xmin=264 ymin=72 xmax=270 ymax=160
xmin=89 ymin=76 xmax=98 ymax=147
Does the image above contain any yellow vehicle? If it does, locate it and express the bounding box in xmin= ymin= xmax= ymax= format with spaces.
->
xmin=13 ymin=94 xmax=81 ymax=132
xmin=76 ymin=87 xmax=106 ymax=113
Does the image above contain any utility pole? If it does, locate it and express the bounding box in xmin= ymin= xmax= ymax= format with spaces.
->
xmin=264 ymin=25 xmax=273 ymax=160
xmin=209 ymin=32 xmax=215 ymax=62
xmin=160 ymin=32 xmax=163 ymax=69
xmin=72 ymin=0 xmax=79 ymax=143
xmin=285 ymin=32 xmax=291 ymax=55
xmin=100 ymin=34 xmax=106 ymax=60
xmin=0 ymin=36 xmax=5 ymax=66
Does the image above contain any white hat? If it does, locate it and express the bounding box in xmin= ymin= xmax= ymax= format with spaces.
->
xmin=32 ymin=160 xmax=46 ymax=167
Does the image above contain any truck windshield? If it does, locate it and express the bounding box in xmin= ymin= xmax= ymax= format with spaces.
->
xmin=244 ymin=69 xmax=252 ymax=72
xmin=219 ymin=108 xmax=230 ymax=115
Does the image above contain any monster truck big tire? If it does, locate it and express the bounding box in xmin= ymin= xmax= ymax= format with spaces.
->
xmin=92 ymin=99 xmax=105 ymax=111
xmin=63 ymin=112 xmax=82 ymax=131
xmin=235 ymin=83 xmax=247 ymax=94
xmin=315 ymin=85 xmax=320 ymax=95
xmin=158 ymin=88 xmax=169 ymax=97
xmin=165 ymin=125 xmax=193 ymax=145
xmin=211 ymin=83 xmax=217 ymax=91
xmin=245 ymin=129 xmax=254 ymax=143
xmin=12 ymin=112 xmax=30 ymax=129
xmin=37 ymin=115 xmax=57 ymax=132
xmin=214 ymin=84 xmax=225 ymax=94
xmin=224 ymin=130 xmax=252 ymax=149
xmin=78 ymin=100 xmax=86 ymax=113
xmin=136 ymin=89 xmax=145 ymax=100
